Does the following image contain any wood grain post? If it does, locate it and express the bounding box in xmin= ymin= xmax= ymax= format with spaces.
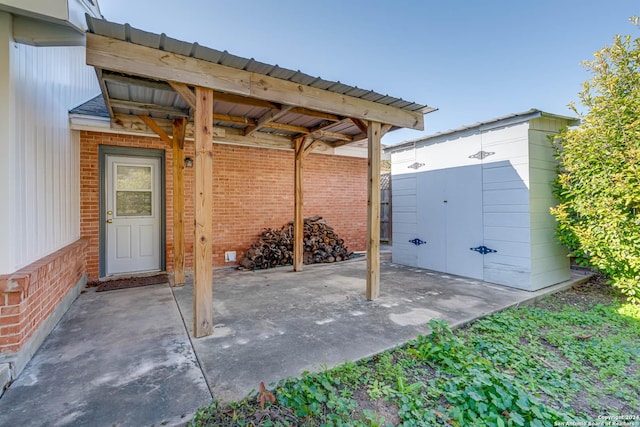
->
xmin=366 ymin=121 xmax=382 ymax=300
xmin=293 ymin=136 xmax=307 ymax=271
xmin=193 ymin=86 xmax=214 ymax=337
xmin=172 ymin=117 xmax=186 ymax=286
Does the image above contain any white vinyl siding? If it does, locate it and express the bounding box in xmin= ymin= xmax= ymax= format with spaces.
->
xmin=11 ymin=43 xmax=99 ymax=270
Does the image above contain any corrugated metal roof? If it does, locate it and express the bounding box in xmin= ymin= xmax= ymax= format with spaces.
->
xmin=85 ymin=16 xmax=435 ymax=115
xmin=385 ymin=109 xmax=580 ymax=152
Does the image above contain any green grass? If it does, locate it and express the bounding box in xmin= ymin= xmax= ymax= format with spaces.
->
xmin=190 ymin=282 xmax=640 ymax=426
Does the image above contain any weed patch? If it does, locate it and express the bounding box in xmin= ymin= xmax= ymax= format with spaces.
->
xmin=190 ymin=281 xmax=639 ymax=426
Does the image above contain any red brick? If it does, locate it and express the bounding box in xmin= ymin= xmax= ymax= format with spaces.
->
xmin=0 ymin=305 xmax=21 ymax=316
xmin=6 ymin=293 xmax=22 ymax=305
xmin=0 ymin=315 xmax=19 ymax=327
xmin=79 ymin=131 xmax=367 ymax=279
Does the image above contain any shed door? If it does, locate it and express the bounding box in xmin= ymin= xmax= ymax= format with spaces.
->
xmin=443 ymin=165 xmax=484 ymax=279
xmin=105 ymin=155 xmax=162 ymax=276
xmin=416 ymin=165 xmax=484 ymax=280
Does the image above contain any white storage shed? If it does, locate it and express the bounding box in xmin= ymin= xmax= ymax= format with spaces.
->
xmin=386 ymin=110 xmax=578 ymax=291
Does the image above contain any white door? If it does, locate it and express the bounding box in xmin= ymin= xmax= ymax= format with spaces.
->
xmin=105 ymin=155 xmax=161 ymax=276
xmin=415 ymin=135 xmax=485 ymax=280
xmin=416 ymin=169 xmax=447 ymax=272
xmin=443 ymin=165 xmax=484 ymax=279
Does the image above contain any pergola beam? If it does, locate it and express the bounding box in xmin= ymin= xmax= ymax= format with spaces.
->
xmin=86 ymin=33 xmax=424 ymax=130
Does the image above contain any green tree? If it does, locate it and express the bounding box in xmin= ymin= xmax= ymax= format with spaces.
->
xmin=552 ymin=18 xmax=640 ymax=303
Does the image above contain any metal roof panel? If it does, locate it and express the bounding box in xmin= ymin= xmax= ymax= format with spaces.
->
xmin=85 ymin=16 xmax=436 ymax=118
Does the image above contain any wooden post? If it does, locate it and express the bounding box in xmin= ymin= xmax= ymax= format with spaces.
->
xmin=172 ymin=117 xmax=187 ymax=286
xmin=293 ymin=136 xmax=307 ymax=271
xmin=366 ymin=121 xmax=382 ymax=300
xmin=193 ymin=86 xmax=214 ymax=337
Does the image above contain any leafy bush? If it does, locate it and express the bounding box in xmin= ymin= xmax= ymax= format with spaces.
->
xmin=552 ymin=18 xmax=640 ymax=303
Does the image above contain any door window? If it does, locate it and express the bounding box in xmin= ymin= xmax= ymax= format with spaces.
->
xmin=115 ymin=164 xmax=153 ymax=216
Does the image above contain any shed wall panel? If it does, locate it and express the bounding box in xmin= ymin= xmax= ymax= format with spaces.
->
xmin=528 ymin=122 xmax=570 ymax=286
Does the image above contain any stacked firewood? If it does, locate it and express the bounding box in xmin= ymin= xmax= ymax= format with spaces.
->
xmin=238 ymin=216 xmax=353 ymax=270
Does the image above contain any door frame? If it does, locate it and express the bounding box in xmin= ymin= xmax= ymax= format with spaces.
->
xmin=98 ymin=146 xmax=166 ymax=277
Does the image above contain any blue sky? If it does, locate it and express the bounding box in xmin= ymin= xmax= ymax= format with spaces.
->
xmin=98 ymin=0 xmax=637 ymax=145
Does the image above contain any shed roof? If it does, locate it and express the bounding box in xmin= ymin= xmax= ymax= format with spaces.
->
xmin=384 ymin=109 xmax=579 ymax=152
xmin=83 ymin=16 xmax=435 ymax=150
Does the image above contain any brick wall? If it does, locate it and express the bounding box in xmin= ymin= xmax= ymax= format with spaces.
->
xmin=80 ymin=131 xmax=367 ymax=280
xmin=0 ymin=239 xmax=87 ymax=354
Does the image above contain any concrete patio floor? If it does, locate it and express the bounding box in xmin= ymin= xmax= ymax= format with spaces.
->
xmin=0 ymin=254 xmax=591 ymax=426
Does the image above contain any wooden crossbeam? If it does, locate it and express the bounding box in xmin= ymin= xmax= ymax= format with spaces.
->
xmin=310 ymin=129 xmax=353 ymax=142
xmin=112 ymin=99 xmax=189 ymax=117
xmin=212 ymin=91 xmax=279 ymax=110
xmin=289 ymin=107 xmax=341 ymax=122
xmin=103 ymin=71 xmax=172 ymax=91
xmin=245 ymin=106 xmax=293 ymax=136
xmin=138 ymin=115 xmax=172 ymax=146
xmin=264 ymin=122 xmax=309 ymax=134
xmin=213 ymin=113 xmax=256 ymax=126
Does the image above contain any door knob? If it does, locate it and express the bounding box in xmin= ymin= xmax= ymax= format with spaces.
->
xmin=106 ymin=219 xmax=113 ymax=224
xmin=107 ymin=210 xmax=113 ymax=215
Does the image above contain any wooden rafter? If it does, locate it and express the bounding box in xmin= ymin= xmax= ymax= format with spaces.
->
xmin=112 ymin=99 xmax=189 ymax=117
xmin=289 ymin=107 xmax=340 ymax=122
xmin=212 ymin=92 xmax=279 ymax=110
xmin=245 ymin=106 xmax=293 ymax=136
xmin=308 ymin=119 xmax=353 ymax=142
xmin=264 ymin=122 xmax=309 ymax=134
xmin=103 ymin=71 xmax=171 ymax=91
xmin=311 ymin=129 xmax=353 ymax=142
xmin=95 ymin=68 xmax=114 ymax=118
xmin=213 ymin=113 xmax=256 ymax=126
